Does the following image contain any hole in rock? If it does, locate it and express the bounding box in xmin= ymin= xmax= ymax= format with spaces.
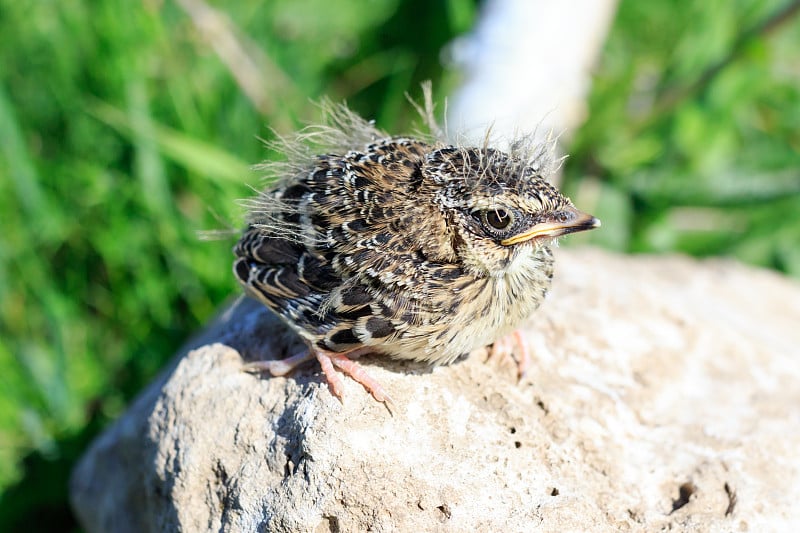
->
xmin=671 ymin=481 xmax=697 ymax=513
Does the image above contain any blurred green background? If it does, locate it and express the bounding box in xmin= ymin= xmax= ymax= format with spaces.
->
xmin=0 ymin=0 xmax=798 ymax=529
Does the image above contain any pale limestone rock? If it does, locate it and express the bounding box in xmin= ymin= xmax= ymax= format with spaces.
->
xmin=70 ymin=249 xmax=800 ymax=532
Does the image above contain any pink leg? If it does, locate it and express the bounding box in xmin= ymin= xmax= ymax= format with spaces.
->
xmin=244 ymin=349 xmax=315 ymax=376
xmin=316 ymin=349 xmax=393 ymax=405
xmin=487 ymin=335 xmax=514 ymax=362
xmin=488 ymin=330 xmax=530 ymax=380
xmin=512 ymin=330 xmax=531 ymax=379
xmin=246 ymin=345 xmax=392 ymax=405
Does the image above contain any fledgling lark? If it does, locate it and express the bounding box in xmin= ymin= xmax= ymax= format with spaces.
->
xmin=234 ymin=100 xmax=599 ymax=404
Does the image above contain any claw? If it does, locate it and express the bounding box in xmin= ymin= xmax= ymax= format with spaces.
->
xmin=318 ymin=349 xmax=393 ymax=405
xmin=244 ymin=350 xmax=315 ymax=376
xmin=488 ymin=330 xmax=530 ymax=380
xmin=245 ymin=346 xmax=392 ymax=406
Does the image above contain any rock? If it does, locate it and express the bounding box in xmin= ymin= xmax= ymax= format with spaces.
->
xmin=70 ymin=248 xmax=800 ymax=532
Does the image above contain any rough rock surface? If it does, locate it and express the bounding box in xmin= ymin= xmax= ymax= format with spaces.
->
xmin=70 ymin=248 xmax=800 ymax=532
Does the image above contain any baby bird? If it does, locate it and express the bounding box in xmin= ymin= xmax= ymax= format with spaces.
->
xmin=234 ymin=103 xmax=599 ymax=403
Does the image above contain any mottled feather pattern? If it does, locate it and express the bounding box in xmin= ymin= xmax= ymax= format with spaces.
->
xmin=234 ymin=102 xmax=597 ymax=369
xmin=235 ymin=135 xmax=463 ymax=356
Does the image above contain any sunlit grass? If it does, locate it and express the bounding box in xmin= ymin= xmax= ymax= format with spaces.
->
xmin=1 ymin=0 xmax=798 ymax=528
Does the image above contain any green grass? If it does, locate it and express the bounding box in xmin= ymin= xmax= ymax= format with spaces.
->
xmin=563 ymin=0 xmax=800 ymax=272
xmin=1 ymin=0 xmax=799 ymax=529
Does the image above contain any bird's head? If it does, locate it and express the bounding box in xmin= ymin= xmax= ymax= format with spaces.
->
xmin=422 ymin=145 xmax=600 ymax=276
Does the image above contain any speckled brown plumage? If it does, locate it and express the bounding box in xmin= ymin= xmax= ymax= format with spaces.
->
xmin=234 ymin=103 xmax=599 ymax=403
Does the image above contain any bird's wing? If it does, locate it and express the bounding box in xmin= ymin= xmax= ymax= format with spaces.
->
xmin=235 ymin=137 xmax=467 ymax=352
xmin=233 ymin=226 xmax=338 ymax=341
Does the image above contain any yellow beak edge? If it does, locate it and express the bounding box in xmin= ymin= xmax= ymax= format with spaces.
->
xmin=500 ymin=207 xmax=600 ymax=246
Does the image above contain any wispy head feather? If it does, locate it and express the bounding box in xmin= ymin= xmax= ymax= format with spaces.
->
xmin=240 ymin=91 xmax=561 ymax=244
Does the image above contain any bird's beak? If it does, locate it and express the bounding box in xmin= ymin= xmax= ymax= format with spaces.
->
xmin=500 ymin=206 xmax=601 ymax=246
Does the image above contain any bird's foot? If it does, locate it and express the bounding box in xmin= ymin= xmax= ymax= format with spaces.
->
xmin=245 ymin=346 xmax=393 ymax=405
xmin=488 ymin=330 xmax=530 ymax=380
xmin=315 ymin=348 xmax=394 ymax=406
xmin=244 ymin=349 xmax=315 ymax=376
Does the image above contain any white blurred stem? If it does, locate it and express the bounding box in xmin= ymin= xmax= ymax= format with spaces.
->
xmin=446 ymin=0 xmax=619 ymax=146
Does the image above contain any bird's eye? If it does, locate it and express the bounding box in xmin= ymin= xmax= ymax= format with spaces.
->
xmin=554 ymin=210 xmax=572 ymax=223
xmin=483 ymin=209 xmax=514 ymax=231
